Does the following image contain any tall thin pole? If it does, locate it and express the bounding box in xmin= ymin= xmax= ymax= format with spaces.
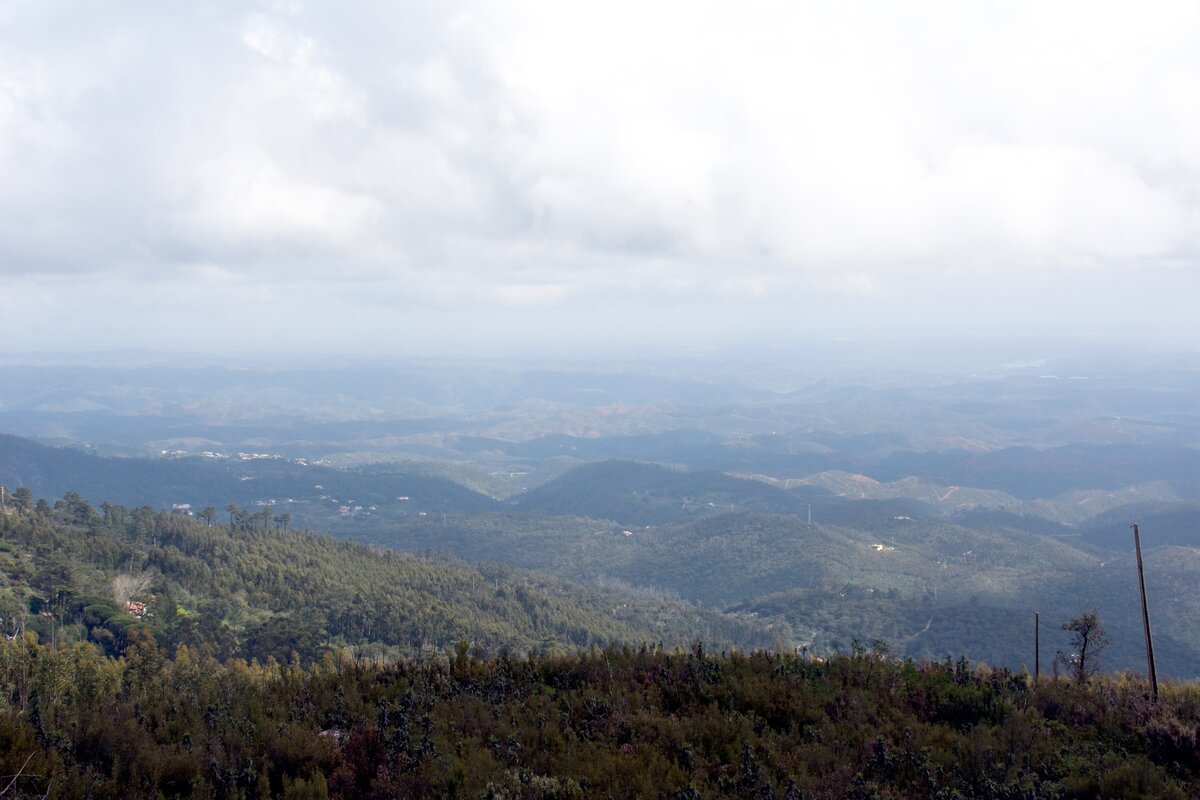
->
xmin=1132 ymin=523 xmax=1159 ymax=701
xmin=1034 ymin=611 xmax=1039 ymax=683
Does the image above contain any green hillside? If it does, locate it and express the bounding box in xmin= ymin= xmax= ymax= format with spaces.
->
xmin=509 ymin=459 xmax=811 ymax=524
xmin=0 ymin=494 xmax=777 ymax=663
xmin=349 ymin=506 xmax=1200 ymax=676
xmin=4 ymin=446 xmax=1199 ymax=677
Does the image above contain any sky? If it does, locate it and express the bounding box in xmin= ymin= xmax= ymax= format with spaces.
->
xmin=0 ymin=0 xmax=1197 ymax=356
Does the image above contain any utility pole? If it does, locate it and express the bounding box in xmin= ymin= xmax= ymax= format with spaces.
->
xmin=1132 ymin=523 xmax=1159 ymax=701
xmin=1034 ymin=611 xmax=1039 ymax=683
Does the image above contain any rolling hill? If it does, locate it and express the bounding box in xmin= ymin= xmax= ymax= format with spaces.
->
xmin=0 ymin=433 xmax=501 ymax=515
xmin=0 ymin=493 xmax=778 ymax=661
xmin=509 ymin=459 xmax=814 ymax=525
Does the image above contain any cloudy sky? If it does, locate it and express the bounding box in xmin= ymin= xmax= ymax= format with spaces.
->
xmin=1 ymin=1 xmax=1197 ymax=355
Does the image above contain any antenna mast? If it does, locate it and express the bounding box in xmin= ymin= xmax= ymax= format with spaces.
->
xmin=1132 ymin=523 xmax=1159 ymax=701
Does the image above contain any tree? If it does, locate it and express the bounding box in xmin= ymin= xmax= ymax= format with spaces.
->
xmin=112 ymin=573 xmax=152 ymax=606
xmin=57 ymin=491 xmax=99 ymax=525
xmin=255 ymin=507 xmax=274 ymax=530
xmin=0 ymin=591 xmax=27 ymax=638
xmin=1059 ymin=610 xmax=1110 ymax=683
xmin=12 ymin=487 xmax=33 ymax=515
xmin=200 ymin=506 xmax=218 ymax=526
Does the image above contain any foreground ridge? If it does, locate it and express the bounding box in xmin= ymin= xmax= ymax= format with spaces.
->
xmin=1 ymin=641 xmax=1197 ymax=798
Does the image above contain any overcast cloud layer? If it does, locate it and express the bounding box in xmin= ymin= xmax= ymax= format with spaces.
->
xmin=0 ymin=1 xmax=1197 ymax=354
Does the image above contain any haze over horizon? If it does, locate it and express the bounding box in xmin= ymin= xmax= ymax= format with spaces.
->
xmin=1 ymin=1 xmax=1198 ymax=355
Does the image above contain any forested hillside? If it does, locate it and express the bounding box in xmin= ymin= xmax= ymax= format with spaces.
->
xmin=509 ymin=460 xmax=812 ymax=524
xmin=345 ymin=505 xmax=1200 ymax=677
xmin=0 ymin=494 xmax=776 ymax=663
xmin=4 ymin=437 xmax=1200 ymax=677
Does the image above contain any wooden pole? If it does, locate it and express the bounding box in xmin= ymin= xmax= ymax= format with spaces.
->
xmin=1132 ymin=523 xmax=1159 ymax=701
xmin=1034 ymin=611 xmax=1039 ymax=683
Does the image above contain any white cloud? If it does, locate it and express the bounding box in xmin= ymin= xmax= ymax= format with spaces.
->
xmin=0 ymin=0 xmax=1196 ymax=351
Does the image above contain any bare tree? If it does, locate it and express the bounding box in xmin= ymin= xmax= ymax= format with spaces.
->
xmin=111 ymin=573 xmax=152 ymax=607
xmin=1057 ymin=610 xmax=1110 ymax=683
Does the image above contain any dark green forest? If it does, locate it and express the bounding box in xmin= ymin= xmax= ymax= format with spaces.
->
xmin=340 ymin=508 xmax=1200 ymax=676
xmin=0 ymin=493 xmax=774 ymax=664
